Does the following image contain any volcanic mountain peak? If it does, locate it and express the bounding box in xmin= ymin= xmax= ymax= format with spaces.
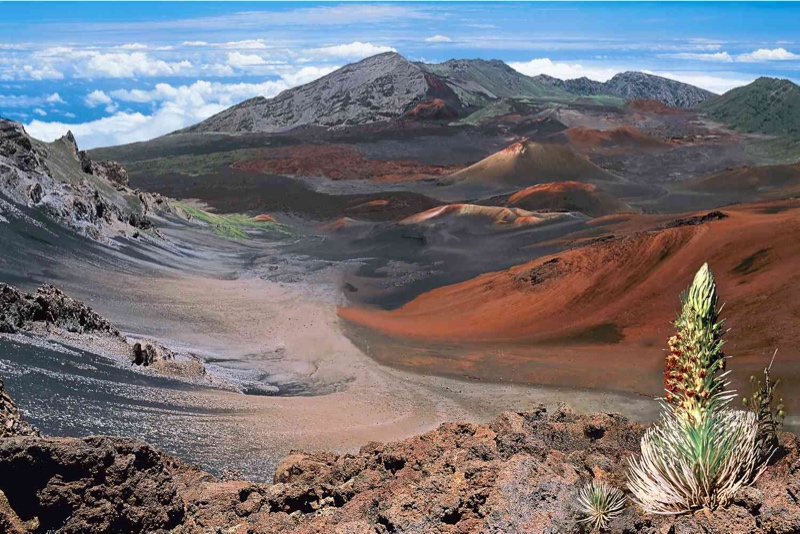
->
xmin=184 ymin=52 xmax=435 ymax=134
xmin=185 ymin=53 xmax=572 ymax=134
xmin=700 ymin=76 xmax=800 ymax=136
xmin=535 ymin=71 xmax=714 ymax=108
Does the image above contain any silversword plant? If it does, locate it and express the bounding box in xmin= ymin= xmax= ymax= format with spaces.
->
xmin=576 ymin=480 xmax=627 ymax=531
xmin=627 ymin=263 xmax=773 ymax=514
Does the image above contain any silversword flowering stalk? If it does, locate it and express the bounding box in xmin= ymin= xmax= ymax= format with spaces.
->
xmin=628 ymin=263 xmax=773 ymax=514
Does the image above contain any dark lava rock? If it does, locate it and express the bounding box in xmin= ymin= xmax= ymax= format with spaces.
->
xmin=660 ymin=210 xmax=729 ymax=229
xmin=0 ymin=119 xmax=48 ymax=173
xmin=92 ymin=160 xmax=129 ymax=186
xmin=1 ymin=375 xmax=798 ymax=533
xmin=131 ymin=341 xmax=174 ymax=367
xmin=26 ymin=183 xmax=42 ymax=204
xmin=0 ymin=436 xmax=185 ymax=533
xmin=0 ymin=283 xmax=119 ymax=336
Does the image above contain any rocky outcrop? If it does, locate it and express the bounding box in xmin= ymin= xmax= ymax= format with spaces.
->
xmin=130 ymin=341 xmax=207 ymax=379
xmin=0 ymin=284 xmax=119 ymax=336
xmin=91 ymin=160 xmax=129 ymax=187
xmin=0 ymin=121 xmax=49 ymax=174
xmin=0 ymin=283 xmax=207 ymax=380
xmin=0 ymin=398 xmax=798 ymax=533
xmin=0 ymin=436 xmax=185 ymax=533
xmin=0 ymin=375 xmax=38 ymax=439
xmin=534 ymin=71 xmax=715 ymax=108
xmin=0 ymin=119 xmax=170 ymax=242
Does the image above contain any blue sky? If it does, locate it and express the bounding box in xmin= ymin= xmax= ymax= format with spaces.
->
xmin=1 ymin=2 xmax=799 ymax=149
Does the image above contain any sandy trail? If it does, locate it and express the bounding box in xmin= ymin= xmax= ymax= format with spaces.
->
xmin=95 ymin=268 xmax=658 ymax=471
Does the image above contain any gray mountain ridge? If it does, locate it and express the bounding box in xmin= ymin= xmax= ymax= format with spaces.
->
xmin=533 ymin=71 xmax=716 ymax=108
xmin=183 ymin=53 xmax=716 ymax=135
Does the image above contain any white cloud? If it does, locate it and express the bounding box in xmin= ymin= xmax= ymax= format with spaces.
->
xmin=647 ymin=71 xmax=755 ymax=94
xmin=24 ymin=66 xmax=341 ymax=149
xmin=665 ymin=52 xmax=733 ymax=62
xmin=110 ymin=80 xmax=288 ymax=107
xmin=33 ymin=108 xmax=47 ymax=117
xmin=200 ymin=63 xmax=236 ymax=76
xmin=117 ymin=43 xmax=148 ymax=50
xmin=220 ymin=39 xmax=268 ymax=50
xmin=84 ymin=90 xmax=113 ymax=107
xmin=425 ymin=35 xmax=453 ymax=43
xmin=46 ymin=92 xmax=65 ymax=104
xmin=182 ymin=41 xmax=209 ymax=47
xmin=280 ymin=65 xmax=339 ymax=86
xmin=736 ymin=48 xmax=800 ymax=62
xmin=27 ymin=112 xmax=156 ymax=150
xmin=82 ymin=52 xmax=191 ymax=78
xmin=307 ymin=41 xmax=395 ymax=59
xmin=24 ymin=47 xmax=193 ymax=79
xmin=36 ymin=46 xmax=96 ymax=59
xmin=0 ymin=93 xmax=65 ymax=108
xmin=509 ymin=58 xmax=618 ymax=82
xmin=226 ymin=51 xmax=267 ymax=67
xmin=17 ymin=64 xmax=64 ymax=80
xmin=509 ymin=58 xmax=756 ymax=93
xmin=116 ymin=43 xmax=174 ymax=51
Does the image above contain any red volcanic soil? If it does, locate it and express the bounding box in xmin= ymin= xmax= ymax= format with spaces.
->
xmin=233 ymin=145 xmax=461 ymax=182
xmin=625 ymin=99 xmax=685 ymax=115
xmin=503 ymin=181 xmax=634 ymax=217
xmin=555 ymin=126 xmax=671 ymax=152
xmin=688 ymin=163 xmax=800 ymax=198
xmin=252 ymin=214 xmax=277 ymax=223
xmin=340 ymin=200 xmax=800 ymax=397
xmin=401 ymin=98 xmax=459 ymax=121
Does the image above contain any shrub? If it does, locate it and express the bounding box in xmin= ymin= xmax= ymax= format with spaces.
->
xmin=627 ymin=263 xmax=773 ymax=514
xmin=576 ymin=480 xmax=626 ymax=531
xmin=743 ymin=351 xmax=786 ymax=456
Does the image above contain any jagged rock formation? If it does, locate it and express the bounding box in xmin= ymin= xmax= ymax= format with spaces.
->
xmin=0 ymin=283 xmax=119 ymax=336
xmin=184 ymin=53 xmax=566 ymax=134
xmin=534 ymin=71 xmax=715 ymax=108
xmin=700 ymin=77 xmax=800 ymax=136
xmin=0 ymin=283 xmax=206 ymax=380
xmin=0 ymin=399 xmax=798 ymax=533
xmin=0 ymin=119 xmax=170 ymax=242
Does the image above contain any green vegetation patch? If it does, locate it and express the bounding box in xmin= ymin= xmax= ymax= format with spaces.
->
xmin=700 ymin=77 xmax=800 ymax=137
xmin=175 ymin=203 xmax=289 ymax=240
xmin=123 ymin=148 xmax=266 ymax=178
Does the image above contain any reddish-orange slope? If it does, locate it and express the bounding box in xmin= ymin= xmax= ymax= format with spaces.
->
xmin=340 ymin=200 xmax=800 ymax=350
xmin=503 ymin=181 xmax=634 ymax=217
